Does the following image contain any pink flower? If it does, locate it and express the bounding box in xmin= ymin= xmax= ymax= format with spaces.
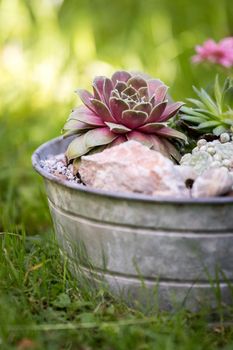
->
xmin=192 ymin=37 xmax=233 ymax=68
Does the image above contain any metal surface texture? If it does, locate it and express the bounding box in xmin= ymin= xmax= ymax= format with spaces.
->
xmin=32 ymin=136 xmax=233 ymax=310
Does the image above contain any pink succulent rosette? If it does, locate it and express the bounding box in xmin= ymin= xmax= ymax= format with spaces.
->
xmin=63 ymin=71 xmax=187 ymax=162
xmin=192 ymin=37 xmax=233 ymax=68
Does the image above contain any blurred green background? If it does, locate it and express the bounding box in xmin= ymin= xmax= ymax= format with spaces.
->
xmin=0 ymin=0 xmax=233 ymax=234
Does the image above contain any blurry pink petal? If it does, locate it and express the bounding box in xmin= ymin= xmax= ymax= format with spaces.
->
xmin=219 ymin=37 xmax=233 ymax=48
xmin=192 ymin=37 xmax=233 ymax=68
xmin=219 ymin=57 xmax=233 ymax=67
xmin=203 ymin=39 xmax=218 ymax=51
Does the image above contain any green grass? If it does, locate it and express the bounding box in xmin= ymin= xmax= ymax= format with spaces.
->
xmin=1 ymin=231 xmax=233 ymax=350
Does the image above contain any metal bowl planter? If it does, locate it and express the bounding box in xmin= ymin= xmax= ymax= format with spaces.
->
xmin=32 ymin=136 xmax=233 ymax=311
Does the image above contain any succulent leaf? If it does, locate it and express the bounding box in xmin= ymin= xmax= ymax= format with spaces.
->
xmin=92 ymin=76 xmax=105 ymax=101
xmin=147 ymin=79 xmax=163 ymax=98
xmin=133 ymin=102 xmax=152 ymax=114
xmin=66 ymin=134 xmax=91 ymax=161
xmin=69 ymin=106 xmax=105 ymax=126
xmin=75 ymin=89 xmax=96 ymax=113
xmin=153 ymin=85 xmax=169 ymax=103
xmin=91 ymin=99 xmax=115 ymax=122
xmin=180 ymin=77 xmax=233 ymax=137
xmin=212 ymin=125 xmax=228 ymax=136
xmin=111 ymin=71 xmax=131 ymax=85
xmin=154 ymin=127 xmax=188 ymax=142
xmin=138 ymin=122 xmax=164 ymax=133
xmin=197 ymin=121 xmax=220 ymax=130
xmin=158 ymin=102 xmax=184 ymax=122
xmin=214 ymin=75 xmax=222 ymax=113
xmin=84 ymin=128 xmax=117 ymax=149
xmin=147 ymin=101 xmax=167 ymax=123
xmin=122 ymin=110 xmax=148 ymax=128
xmin=150 ymin=135 xmax=170 ymax=158
xmin=126 ymin=131 xmax=154 ymax=148
xmin=115 ymin=81 xmax=127 ymax=93
xmin=105 ymin=122 xmax=131 ymax=134
xmin=127 ymin=76 xmax=147 ymax=90
xmin=103 ymin=78 xmax=114 ymax=105
xmin=109 ymin=97 xmax=129 ymax=121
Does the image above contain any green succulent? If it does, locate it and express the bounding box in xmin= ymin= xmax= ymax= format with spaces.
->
xmin=180 ymin=76 xmax=233 ymax=136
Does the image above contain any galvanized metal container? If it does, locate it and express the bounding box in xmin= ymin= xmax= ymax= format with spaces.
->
xmin=32 ymin=136 xmax=233 ymax=311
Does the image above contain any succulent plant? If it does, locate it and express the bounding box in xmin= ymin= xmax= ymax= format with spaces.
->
xmin=180 ymin=76 xmax=233 ymax=137
xmin=180 ymin=133 xmax=233 ymax=175
xmin=63 ymin=71 xmax=187 ymax=164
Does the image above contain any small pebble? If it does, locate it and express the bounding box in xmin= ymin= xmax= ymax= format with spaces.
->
xmin=220 ymin=133 xmax=230 ymax=143
xmin=213 ymin=153 xmax=222 ymax=162
xmin=222 ymin=159 xmax=231 ymax=167
xmin=210 ymin=161 xmax=221 ymax=168
xmin=199 ymin=145 xmax=207 ymax=152
xmin=180 ymin=153 xmax=191 ymax=163
xmin=207 ymin=147 xmax=216 ymax=155
xmin=197 ymin=139 xmax=207 ymax=148
xmin=192 ymin=147 xmax=199 ymax=153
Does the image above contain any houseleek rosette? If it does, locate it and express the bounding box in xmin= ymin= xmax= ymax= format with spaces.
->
xmin=63 ymin=71 xmax=187 ymax=163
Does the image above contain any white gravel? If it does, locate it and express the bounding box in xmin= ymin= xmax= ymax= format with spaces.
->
xmin=40 ymin=153 xmax=82 ymax=184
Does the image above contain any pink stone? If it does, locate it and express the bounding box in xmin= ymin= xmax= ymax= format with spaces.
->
xmin=79 ymin=141 xmax=189 ymax=198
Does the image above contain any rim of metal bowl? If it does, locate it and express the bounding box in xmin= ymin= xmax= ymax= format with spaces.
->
xmin=32 ymin=136 xmax=233 ymax=205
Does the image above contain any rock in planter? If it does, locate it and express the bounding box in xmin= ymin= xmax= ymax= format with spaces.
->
xmin=192 ymin=167 xmax=233 ymax=198
xmin=79 ymin=140 xmax=189 ymax=198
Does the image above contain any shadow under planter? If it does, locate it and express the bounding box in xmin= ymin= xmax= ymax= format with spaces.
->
xmin=32 ymin=136 xmax=233 ymax=311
